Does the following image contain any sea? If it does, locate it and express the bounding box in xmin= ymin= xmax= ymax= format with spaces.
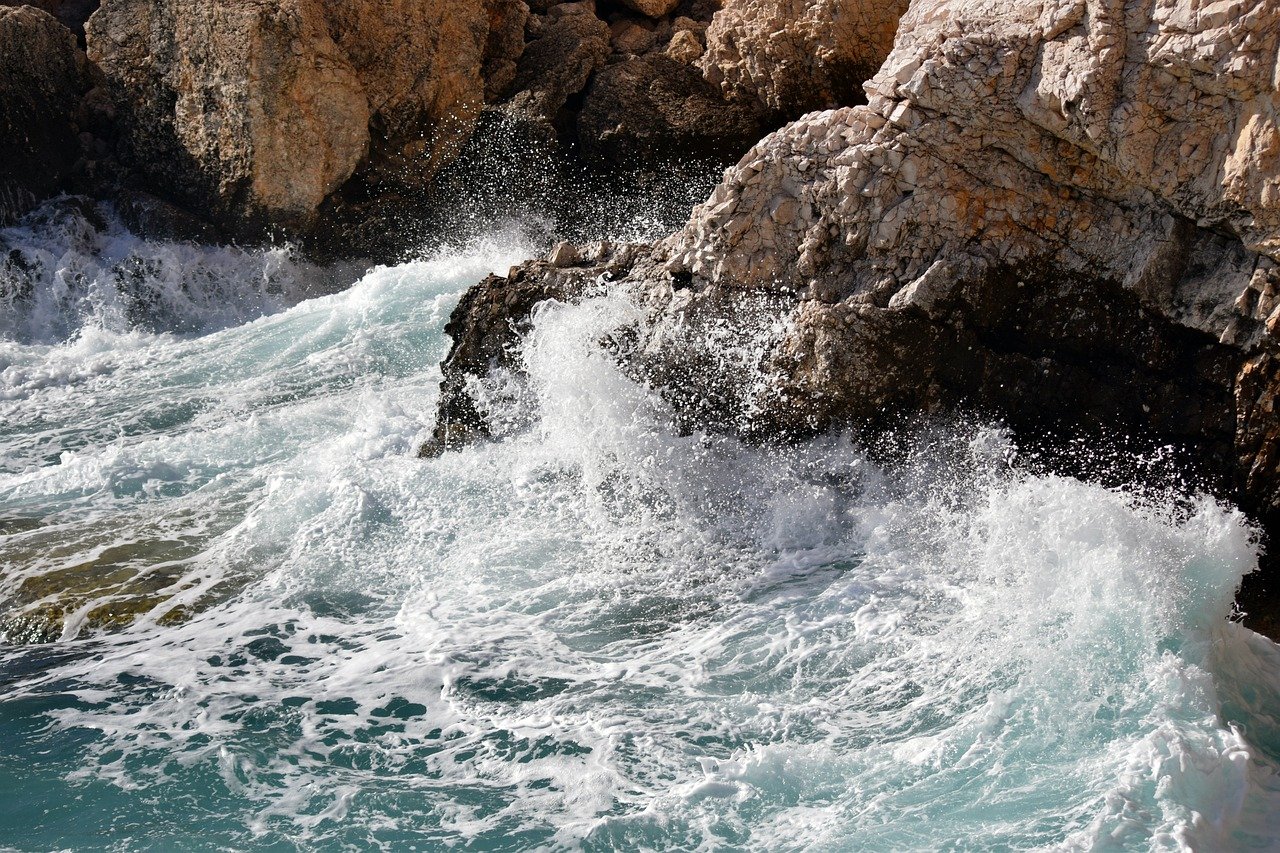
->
xmin=2 ymin=197 xmax=1280 ymax=851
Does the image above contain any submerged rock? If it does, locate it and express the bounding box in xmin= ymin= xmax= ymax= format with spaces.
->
xmin=0 ymin=530 xmax=237 ymax=644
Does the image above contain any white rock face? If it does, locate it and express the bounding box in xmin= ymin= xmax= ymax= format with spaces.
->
xmin=673 ymin=0 xmax=1280 ymax=331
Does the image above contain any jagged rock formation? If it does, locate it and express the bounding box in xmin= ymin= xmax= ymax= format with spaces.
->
xmin=619 ymin=0 xmax=681 ymax=18
xmin=427 ymin=0 xmax=1280 ymax=550
xmin=0 ymin=0 xmax=97 ymax=41
xmin=700 ymin=0 xmax=911 ymax=119
xmin=488 ymin=4 xmax=735 ymax=162
xmin=576 ymin=53 xmax=764 ymax=166
xmin=659 ymin=0 xmax=1280 ymax=510
xmin=2 ymin=0 xmax=913 ymax=258
xmin=423 ymin=240 xmax=645 ymax=456
xmin=0 ymin=5 xmax=94 ymax=225
xmin=84 ymin=0 xmax=499 ymax=240
xmin=504 ymin=3 xmax=610 ymax=127
xmin=70 ymin=0 xmax=911 ymax=256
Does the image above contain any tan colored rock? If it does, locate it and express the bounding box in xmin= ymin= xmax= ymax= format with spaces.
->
xmin=699 ymin=0 xmax=910 ymax=118
xmin=86 ymin=0 xmax=492 ymax=236
xmin=617 ymin=0 xmax=680 ymax=20
xmin=319 ymin=1 xmax=490 ymax=193
xmin=665 ymin=28 xmax=703 ymax=64
xmin=670 ymin=0 xmax=1280 ymax=328
xmin=611 ymin=18 xmax=658 ymax=56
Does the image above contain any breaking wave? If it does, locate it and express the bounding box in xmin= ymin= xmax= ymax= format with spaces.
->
xmin=1 ymin=212 xmax=1279 ymax=850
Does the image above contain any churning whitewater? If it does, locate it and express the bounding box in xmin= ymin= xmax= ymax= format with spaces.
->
xmin=2 ymin=208 xmax=1280 ymax=851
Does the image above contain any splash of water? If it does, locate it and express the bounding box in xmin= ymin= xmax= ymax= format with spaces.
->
xmin=0 ymin=216 xmax=1278 ymax=851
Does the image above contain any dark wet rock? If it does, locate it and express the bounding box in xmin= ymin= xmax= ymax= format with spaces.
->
xmin=113 ymin=188 xmax=222 ymax=244
xmin=576 ymin=54 xmax=765 ymax=167
xmin=420 ymin=242 xmax=647 ymax=457
xmin=482 ymin=0 xmax=531 ymax=102
xmin=0 ymin=5 xmax=93 ymax=225
xmin=504 ymin=6 xmax=611 ymax=128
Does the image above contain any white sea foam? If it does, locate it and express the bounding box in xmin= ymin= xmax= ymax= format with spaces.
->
xmin=0 ymin=202 xmax=332 ymax=345
xmin=0 ymin=225 xmax=1278 ymax=850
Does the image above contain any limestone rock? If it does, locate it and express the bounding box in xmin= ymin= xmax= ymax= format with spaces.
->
xmin=665 ymin=28 xmax=703 ymax=64
xmin=547 ymin=241 xmax=580 ymax=267
xmin=318 ymin=1 xmax=490 ymax=196
xmin=80 ymin=0 xmax=889 ymax=256
xmin=654 ymin=0 xmax=1280 ymax=512
xmin=431 ymin=0 xmax=1280 ymax=526
xmin=699 ymin=0 xmax=911 ymax=118
xmin=505 ymin=7 xmax=610 ymax=125
xmin=0 ymin=5 xmax=91 ymax=224
xmin=576 ymin=54 xmax=764 ymax=167
xmin=85 ymin=0 xmax=491 ymax=238
xmin=617 ymin=0 xmax=680 ymax=20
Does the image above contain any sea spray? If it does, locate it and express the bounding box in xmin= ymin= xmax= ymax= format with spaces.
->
xmin=0 ymin=226 xmax=1278 ymax=850
xmin=0 ymin=201 xmax=336 ymax=345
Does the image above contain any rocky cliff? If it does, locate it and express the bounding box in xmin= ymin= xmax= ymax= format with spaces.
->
xmin=5 ymin=0 xmax=1280 ymax=626
xmin=426 ymin=0 xmax=1280 ymax=624
xmin=1 ymin=0 xmax=911 ymax=257
xmin=647 ymin=0 xmax=1280 ymax=504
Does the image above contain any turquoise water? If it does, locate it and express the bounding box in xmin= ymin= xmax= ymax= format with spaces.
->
xmin=3 ymin=208 xmax=1280 ymax=851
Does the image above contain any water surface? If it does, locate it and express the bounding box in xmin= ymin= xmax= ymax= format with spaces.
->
xmin=2 ymin=209 xmax=1280 ymax=850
